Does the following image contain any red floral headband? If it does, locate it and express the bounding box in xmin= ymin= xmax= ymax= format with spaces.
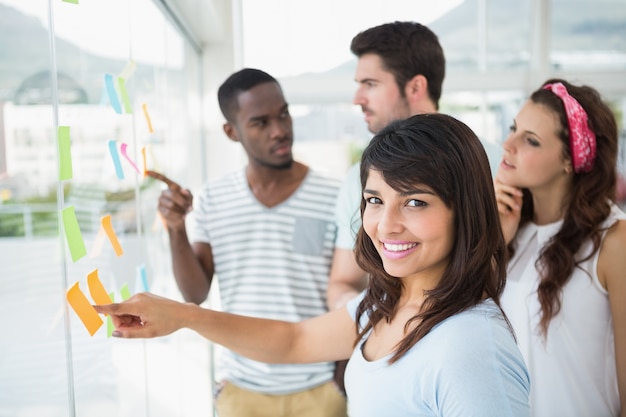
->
xmin=543 ymin=82 xmax=596 ymax=173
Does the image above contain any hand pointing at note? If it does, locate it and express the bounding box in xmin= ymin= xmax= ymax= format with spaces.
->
xmin=146 ymin=169 xmax=213 ymax=304
xmin=146 ymin=170 xmax=193 ymax=231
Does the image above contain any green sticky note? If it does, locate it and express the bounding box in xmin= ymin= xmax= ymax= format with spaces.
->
xmin=117 ymin=77 xmax=133 ymax=114
xmin=62 ymin=206 xmax=87 ymax=262
xmin=120 ymin=283 xmax=131 ymax=301
xmin=62 ymin=0 xmax=79 ymax=4
xmin=58 ymin=126 xmax=73 ymax=181
xmin=107 ymin=292 xmax=115 ymax=338
xmin=107 ymin=316 xmax=114 ymax=337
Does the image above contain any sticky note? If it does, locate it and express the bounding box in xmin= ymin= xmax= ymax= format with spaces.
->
xmin=141 ymin=146 xmax=147 ymax=176
xmin=119 ymin=60 xmax=137 ymax=80
xmin=107 ymin=140 xmax=125 ymax=179
xmin=66 ymin=282 xmax=103 ymax=336
xmin=62 ymin=206 xmax=87 ymax=262
xmin=120 ymin=283 xmax=131 ymax=300
xmin=101 ymin=214 xmax=123 ymax=256
xmin=104 ymin=74 xmax=122 ymax=114
xmin=62 ymin=0 xmax=79 ymax=3
xmin=120 ymin=143 xmax=140 ymax=174
xmin=117 ymin=77 xmax=133 ymax=114
xmin=57 ymin=126 xmax=73 ymax=181
xmin=136 ymin=264 xmax=149 ymax=292
xmin=87 ymin=269 xmax=112 ymax=306
xmin=142 ymin=103 xmax=154 ymax=133
xmin=107 ymin=292 xmax=115 ymax=338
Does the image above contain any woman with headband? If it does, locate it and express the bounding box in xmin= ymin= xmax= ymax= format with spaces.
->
xmin=495 ymin=78 xmax=625 ymax=417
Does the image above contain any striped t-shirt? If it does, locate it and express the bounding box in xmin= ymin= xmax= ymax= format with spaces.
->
xmin=191 ymin=168 xmax=341 ymax=395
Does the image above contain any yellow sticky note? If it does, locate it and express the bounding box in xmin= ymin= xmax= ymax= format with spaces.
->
xmin=66 ymin=282 xmax=103 ymax=336
xmin=101 ymin=214 xmax=123 ymax=256
xmin=57 ymin=126 xmax=73 ymax=181
xmin=141 ymin=146 xmax=148 ymax=177
xmin=142 ymin=103 xmax=154 ymax=133
xmin=87 ymin=269 xmax=112 ymax=306
xmin=119 ymin=60 xmax=137 ymax=80
xmin=62 ymin=206 xmax=87 ymax=262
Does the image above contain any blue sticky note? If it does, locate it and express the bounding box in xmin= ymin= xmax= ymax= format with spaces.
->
xmin=108 ymin=140 xmax=125 ymax=179
xmin=136 ymin=264 xmax=149 ymax=292
xmin=104 ymin=74 xmax=122 ymax=114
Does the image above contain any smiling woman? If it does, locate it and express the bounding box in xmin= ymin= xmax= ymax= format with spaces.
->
xmin=361 ymin=171 xmax=454 ymax=283
xmin=94 ymin=113 xmax=531 ymax=417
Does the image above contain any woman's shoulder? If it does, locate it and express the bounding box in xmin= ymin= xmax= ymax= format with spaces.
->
xmin=432 ymin=300 xmax=513 ymax=349
xmin=424 ymin=301 xmax=528 ymax=386
xmin=598 ymin=216 xmax=626 ymax=289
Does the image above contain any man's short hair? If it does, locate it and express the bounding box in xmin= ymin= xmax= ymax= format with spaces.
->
xmin=218 ymin=68 xmax=278 ymax=121
xmin=351 ymin=21 xmax=445 ymax=109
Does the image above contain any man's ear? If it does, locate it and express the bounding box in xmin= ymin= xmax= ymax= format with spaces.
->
xmin=223 ymin=122 xmax=239 ymax=143
xmin=404 ymin=74 xmax=428 ymax=104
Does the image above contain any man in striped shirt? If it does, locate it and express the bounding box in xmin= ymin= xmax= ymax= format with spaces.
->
xmin=148 ymin=68 xmax=346 ymax=417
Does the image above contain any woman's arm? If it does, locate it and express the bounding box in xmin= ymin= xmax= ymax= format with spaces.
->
xmin=94 ymin=292 xmax=357 ymax=364
xmin=598 ymin=219 xmax=626 ymax=417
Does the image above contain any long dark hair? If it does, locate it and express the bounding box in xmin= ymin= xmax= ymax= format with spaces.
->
xmin=514 ymin=78 xmax=618 ymax=336
xmin=354 ymin=113 xmax=508 ymax=363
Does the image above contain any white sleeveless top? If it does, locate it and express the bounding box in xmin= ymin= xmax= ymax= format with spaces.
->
xmin=501 ymin=202 xmax=625 ymax=417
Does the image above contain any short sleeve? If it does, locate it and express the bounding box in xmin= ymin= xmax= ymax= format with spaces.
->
xmin=346 ymin=290 xmax=367 ymax=327
xmin=335 ymin=163 xmax=363 ymax=249
xmin=188 ymin=184 xmax=212 ymax=244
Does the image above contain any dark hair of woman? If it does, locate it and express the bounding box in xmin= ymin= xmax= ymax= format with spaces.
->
xmin=354 ymin=113 xmax=509 ymax=363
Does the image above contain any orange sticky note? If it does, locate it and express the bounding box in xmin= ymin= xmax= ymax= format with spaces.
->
xmin=87 ymin=269 xmax=112 ymax=306
xmin=66 ymin=282 xmax=103 ymax=336
xmin=142 ymin=103 xmax=154 ymax=133
xmin=101 ymin=214 xmax=123 ymax=256
xmin=141 ymin=146 xmax=147 ymax=176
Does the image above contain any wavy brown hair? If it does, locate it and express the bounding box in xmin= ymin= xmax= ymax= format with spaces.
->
xmin=354 ymin=113 xmax=508 ymax=364
xmin=512 ymin=78 xmax=618 ymax=336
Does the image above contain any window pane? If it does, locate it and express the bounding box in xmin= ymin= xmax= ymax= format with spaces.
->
xmin=0 ymin=1 xmax=211 ymax=416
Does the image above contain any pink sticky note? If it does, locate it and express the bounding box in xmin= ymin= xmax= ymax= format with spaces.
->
xmin=120 ymin=143 xmax=140 ymax=174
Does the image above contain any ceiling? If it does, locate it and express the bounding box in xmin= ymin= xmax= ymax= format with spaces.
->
xmin=161 ymin=0 xmax=230 ymax=48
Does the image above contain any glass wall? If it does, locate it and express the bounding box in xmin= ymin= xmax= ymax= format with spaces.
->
xmin=0 ymin=1 xmax=212 ymax=416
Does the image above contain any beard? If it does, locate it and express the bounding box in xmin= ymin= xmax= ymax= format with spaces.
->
xmin=274 ymin=160 xmax=294 ymax=170
xmin=253 ymin=156 xmax=293 ymax=170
